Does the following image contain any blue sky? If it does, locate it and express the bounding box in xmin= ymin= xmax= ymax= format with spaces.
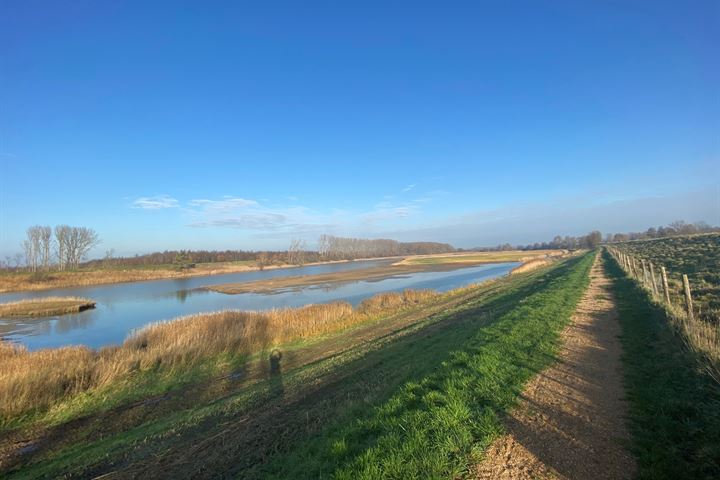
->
xmin=1 ymin=1 xmax=718 ymax=257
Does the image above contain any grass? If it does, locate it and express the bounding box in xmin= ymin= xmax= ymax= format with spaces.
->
xmin=3 ymin=253 xmax=593 ymax=478
xmin=0 ymin=297 xmax=96 ymax=317
xmin=0 ymin=290 xmax=437 ymax=426
xmin=259 ymin=251 xmax=593 ymax=479
xmin=608 ymin=236 xmax=720 ymax=382
xmin=604 ymin=250 xmax=720 ymax=479
xmin=611 ymin=233 xmax=720 ymax=323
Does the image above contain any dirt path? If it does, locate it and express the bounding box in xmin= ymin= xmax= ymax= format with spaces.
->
xmin=475 ymin=253 xmax=635 ymax=479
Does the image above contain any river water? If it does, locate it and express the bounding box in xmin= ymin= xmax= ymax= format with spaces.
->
xmin=0 ymin=259 xmax=518 ymax=350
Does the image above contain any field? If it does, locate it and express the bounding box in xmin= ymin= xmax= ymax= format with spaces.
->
xmin=0 ymin=254 xmax=593 ymax=477
xmin=610 ymin=233 xmax=720 ymax=323
xmin=0 ymin=297 xmax=96 ymax=317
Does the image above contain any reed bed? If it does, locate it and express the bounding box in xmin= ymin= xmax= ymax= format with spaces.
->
xmin=0 ymin=296 xmax=96 ymax=317
xmin=0 ymin=289 xmax=438 ymax=420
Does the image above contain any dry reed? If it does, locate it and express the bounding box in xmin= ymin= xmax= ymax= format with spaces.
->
xmin=0 ymin=289 xmax=438 ymax=420
xmin=0 ymin=297 xmax=96 ymax=317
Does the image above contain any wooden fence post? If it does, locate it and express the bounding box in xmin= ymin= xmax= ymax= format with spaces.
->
xmin=649 ymin=263 xmax=658 ymax=296
xmin=661 ymin=266 xmax=671 ymax=304
xmin=641 ymin=260 xmax=648 ymax=286
xmin=682 ymin=274 xmax=695 ymax=321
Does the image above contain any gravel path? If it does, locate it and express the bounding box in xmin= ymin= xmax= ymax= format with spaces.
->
xmin=474 ymin=253 xmax=635 ymax=479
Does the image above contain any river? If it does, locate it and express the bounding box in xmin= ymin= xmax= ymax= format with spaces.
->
xmin=0 ymin=259 xmax=519 ymax=350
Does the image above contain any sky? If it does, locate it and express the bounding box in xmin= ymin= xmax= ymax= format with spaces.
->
xmin=1 ymin=0 xmax=718 ymax=258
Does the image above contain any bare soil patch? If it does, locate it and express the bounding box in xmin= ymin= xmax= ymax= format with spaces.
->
xmin=474 ymin=253 xmax=635 ymax=479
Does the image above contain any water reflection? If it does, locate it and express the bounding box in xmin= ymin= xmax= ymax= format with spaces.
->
xmin=55 ymin=313 xmax=95 ymax=334
xmin=0 ymin=261 xmax=519 ymax=351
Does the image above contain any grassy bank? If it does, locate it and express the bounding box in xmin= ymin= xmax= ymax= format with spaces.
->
xmin=0 ymin=290 xmax=437 ymax=427
xmin=604 ymin=250 xmax=720 ymax=478
xmin=2 ymin=253 xmax=592 ymax=478
xmin=261 ymin=251 xmax=593 ymax=478
xmin=0 ymin=297 xmax=95 ymax=317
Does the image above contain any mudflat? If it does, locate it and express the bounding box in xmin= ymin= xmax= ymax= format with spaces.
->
xmin=207 ymin=261 xmax=505 ymax=294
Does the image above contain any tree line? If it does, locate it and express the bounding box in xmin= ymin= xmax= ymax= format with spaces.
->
xmin=4 ymin=220 xmax=714 ymax=272
xmin=79 ymin=235 xmax=454 ymax=269
xmin=472 ymin=230 xmax=604 ymax=252
xmin=473 ymin=220 xmax=718 ymax=252
xmin=317 ymin=235 xmax=455 ymax=260
xmin=604 ymin=220 xmax=718 ymax=243
xmin=19 ymin=225 xmax=100 ymax=272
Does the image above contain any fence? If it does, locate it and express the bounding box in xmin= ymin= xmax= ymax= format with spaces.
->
xmin=605 ymin=246 xmax=719 ymax=383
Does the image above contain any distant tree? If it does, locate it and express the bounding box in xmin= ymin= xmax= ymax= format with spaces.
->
xmin=104 ymin=249 xmax=115 ymax=268
xmin=38 ymin=226 xmax=52 ymax=270
xmin=256 ymin=251 xmax=270 ymax=270
xmin=54 ymin=225 xmax=71 ymax=270
xmin=22 ymin=226 xmax=45 ymax=271
xmin=288 ymin=238 xmax=307 ymax=265
xmin=172 ymin=251 xmax=194 ymax=270
xmin=585 ymin=231 xmax=603 ymax=248
xmin=67 ymin=227 xmax=100 ymax=269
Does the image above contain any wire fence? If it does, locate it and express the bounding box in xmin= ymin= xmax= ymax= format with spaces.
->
xmin=605 ymin=246 xmax=719 ymax=384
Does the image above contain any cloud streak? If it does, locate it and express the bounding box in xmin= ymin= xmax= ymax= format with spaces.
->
xmin=132 ymin=195 xmax=179 ymax=210
xmin=188 ymin=196 xmax=258 ymax=213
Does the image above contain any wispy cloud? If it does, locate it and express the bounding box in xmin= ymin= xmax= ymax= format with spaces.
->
xmin=132 ymin=194 xmax=179 ymax=210
xmin=190 ymin=213 xmax=288 ymax=230
xmin=188 ymin=196 xmax=258 ymax=213
xmin=185 ymin=196 xmax=333 ymax=233
xmin=401 ymin=183 xmax=416 ymax=193
xmin=130 ymin=189 xmax=438 ymax=238
xmin=361 ymin=201 xmax=419 ymax=223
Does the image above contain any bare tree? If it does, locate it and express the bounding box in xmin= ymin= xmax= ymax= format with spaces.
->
xmin=38 ymin=226 xmax=52 ymax=270
xmin=288 ymin=238 xmax=307 ymax=265
xmin=103 ymin=248 xmax=115 ymax=268
xmin=54 ymin=225 xmax=71 ymax=270
xmin=256 ymin=251 xmax=270 ymax=270
xmin=22 ymin=226 xmax=44 ymax=272
xmin=67 ymin=227 xmax=100 ymax=269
